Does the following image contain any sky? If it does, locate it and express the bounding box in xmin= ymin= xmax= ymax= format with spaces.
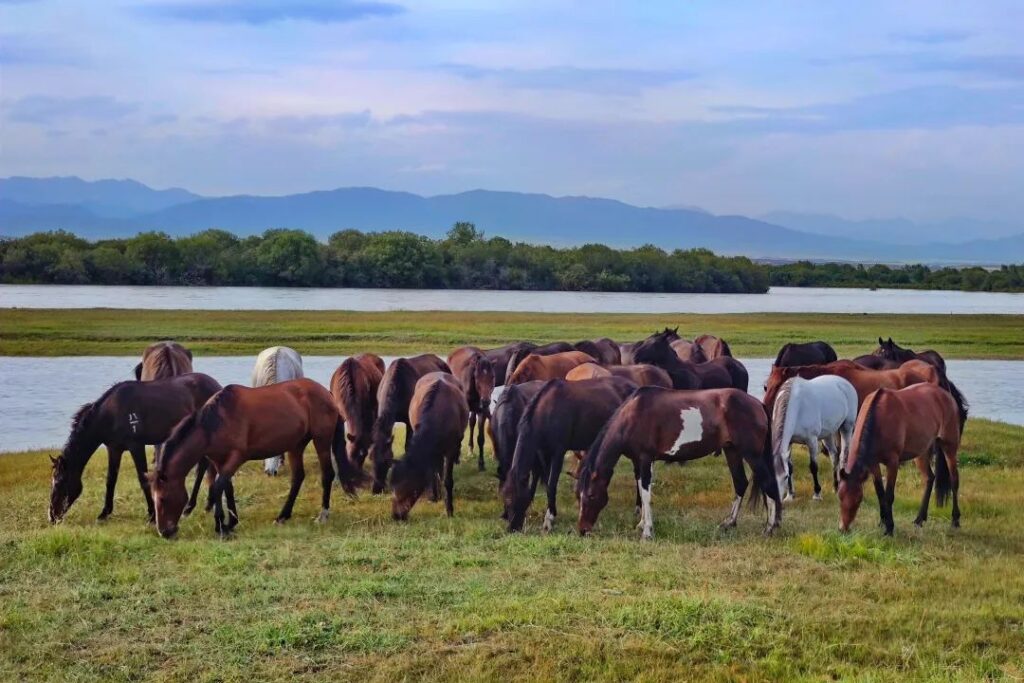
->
xmin=2 ymin=0 xmax=1024 ymax=224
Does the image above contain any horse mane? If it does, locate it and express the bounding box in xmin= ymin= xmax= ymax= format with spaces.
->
xmin=773 ymin=343 xmax=791 ymax=367
xmin=770 ymin=377 xmax=797 ymax=457
xmin=377 ymin=359 xmax=415 ymax=432
xmin=147 ymin=342 xmax=187 ymax=378
xmin=261 ymin=347 xmax=280 ymax=384
xmin=851 ymin=389 xmax=884 ymax=477
xmin=61 ymin=382 xmax=124 ymax=461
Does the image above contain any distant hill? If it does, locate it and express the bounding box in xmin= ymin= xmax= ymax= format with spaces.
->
xmin=761 ymin=210 xmax=1022 ymax=246
xmin=1 ymin=176 xmax=1022 ymax=264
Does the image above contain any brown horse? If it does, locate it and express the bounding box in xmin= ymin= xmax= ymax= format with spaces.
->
xmin=851 ymin=354 xmax=900 ymax=370
xmin=566 ymin=362 xmax=672 ymax=388
xmin=488 ymin=381 xmax=546 ymax=484
xmin=448 ymin=346 xmax=497 ymax=471
xmin=330 ymin=353 xmax=384 ymax=468
xmin=134 ymin=341 xmax=193 ymax=380
xmin=773 ymin=341 xmax=838 ymax=367
xmin=508 ymin=350 xmax=595 ymax=384
xmin=633 ymin=330 xmax=743 ymax=391
xmin=49 ymin=373 xmax=222 ymax=525
xmin=670 ymin=339 xmax=708 ymax=363
xmin=505 ymin=341 xmax=575 ymax=383
xmin=838 ymin=384 xmax=961 ymax=535
xmin=369 ymin=354 xmax=451 ymax=493
xmin=502 ymin=377 xmax=638 ymax=533
xmin=874 ymin=337 xmax=947 ymax=373
xmin=763 ymin=360 xmax=942 ymax=416
xmin=151 ymin=378 xmax=368 ymax=538
xmin=574 ymin=338 xmax=621 ymax=366
xmin=695 ymin=334 xmax=732 ymax=359
xmin=576 ymin=387 xmax=783 ymax=538
xmin=483 ymin=342 xmax=535 ymax=385
xmin=391 ymin=373 xmax=469 ymax=520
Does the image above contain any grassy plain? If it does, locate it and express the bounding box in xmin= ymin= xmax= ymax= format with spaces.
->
xmin=1 ymin=419 xmax=1022 ymax=681
xmin=1 ymin=308 xmax=1023 ymax=358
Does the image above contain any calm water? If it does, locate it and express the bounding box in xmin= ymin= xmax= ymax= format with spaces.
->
xmin=2 ymin=356 xmax=1019 ymax=453
xmin=1 ymin=284 xmax=1022 ymax=314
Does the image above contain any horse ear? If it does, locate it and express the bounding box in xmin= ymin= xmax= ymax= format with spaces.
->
xmin=878 ymin=337 xmax=884 ymax=345
xmin=887 ymin=337 xmax=893 ymax=344
xmin=133 ymin=362 xmax=143 ymax=380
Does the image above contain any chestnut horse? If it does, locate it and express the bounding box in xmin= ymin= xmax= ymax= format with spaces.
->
xmin=151 ymin=378 xmax=367 ymax=538
xmin=502 ymin=376 xmax=638 ymax=533
xmin=49 ymin=373 xmax=222 ymax=525
xmin=695 ymin=334 xmax=732 ymax=360
xmin=574 ymin=338 xmax=621 ymax=366
xmin=330 ymin=353 xmax=385 ymax=468
xmin=576 ymin=387 xmax=784 ymax=538
xmin=566 ymin=362 xmax=672 ymax=388
xmin=504 ymin=341 xmax=575 ymax=383
xmin=369 ymin=354 xmax=451 ymax=493
xmin=134 ymin=341 xmax=193 ymax=381
xmin=773 ymin=341 xmax=837 ymax=368
xmin=391 ymin=373 xmax=469 ymax=520
xmin=488 ymin=381 xmax=545 ymax=484
xmin=508 ymin=350 xmax=595 ymax=384
xmin=763 ymin=359 xmax=941 ymax=413
xmin=838 ymin=384 xmax=961 ymax=535
xmin=448 ymin=346 xmax=497 ymax=471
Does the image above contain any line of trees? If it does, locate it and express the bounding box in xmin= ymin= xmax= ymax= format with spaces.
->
xmin=1 ymin=225 xmax=1021 ymax=292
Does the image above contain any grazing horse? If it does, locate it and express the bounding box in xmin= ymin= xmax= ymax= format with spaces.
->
xmin=251 ymin=346 xmax=304 ymax=475
xmin=670 ymin=339 xmax=708 ymax=363
xmin=508 ymin=350 xmax=595 ymax=384
xmin=488 ymin=381 xmax=545 ymax=484
xmin=838 ymin=384 xmax=961 ymax=535
xmin=330 ymin=353 xmax=384 ymax=468
xmin=49 ymin=373 xmax=222 ymax=525
xmin=369 ymin=354 xmax=451 ymax=493
xmin=391 ymin=373 xmax=469 ymax=520
xmin=576 ymin=387 xmax=784 ymax=538
xmin=762 ymin=360 xmax=942 ymax=416
xmin=574 ymin=338 xmax=621 ymax=366
xmin=770 ymin=376 xmax=857 ymax=501
xmin=483 ymin=342 xmax=535 ymax=385
xmin=151 ymin=379 xmax=367 ymax=538
xmin=504 ymin=341 xmax=575 ymax=383
xmin=448 ymin=346 xmax=497 ymax=471
xmin=851 ymin=354 xmax=900 ymax=370
xmin=502 ymin=377 xmax=638 ymax=533
xmin=873 ymin=337 xmax=968 ymax=431
xmin=134 ymin=341 xmax=193 ymax=381
xmin=632 ymin=330 xmax=738 ymax=390
xmin=773 ymin=341 xmax=838 ymax=367
xmin=566 ymin=362 xmax=672 ymax=388
xmin=695 ymin=334 xmax=732 ymax=360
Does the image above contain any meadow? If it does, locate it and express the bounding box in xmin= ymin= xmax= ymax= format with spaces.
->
xmin=2 ymin=308 xmax=1023 ymax=358
xmin=1 ymin=419 xmax=1022 ymax=681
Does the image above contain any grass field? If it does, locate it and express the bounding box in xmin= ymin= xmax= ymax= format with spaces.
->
xmin=1 ymin=419 xmax=1022 ymax=681
xmin=2 ymin=308 xmax=1023 ymax=358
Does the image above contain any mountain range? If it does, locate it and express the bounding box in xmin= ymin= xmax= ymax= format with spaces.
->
xmin=1 ymin=176 xmax=1021 ymax=264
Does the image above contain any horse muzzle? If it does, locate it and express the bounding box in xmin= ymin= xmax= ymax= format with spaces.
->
xmin=159 ymin=525 xmax=179 ymax=539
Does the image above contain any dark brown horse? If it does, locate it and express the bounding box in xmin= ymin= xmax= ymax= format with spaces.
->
xmin=576 ymin=387 xmax=783 ymax=538
xmin=838 ymin=384 xmax=961 ymax=535
xmin=134 ymin=341 xmax=193 ymax=381
xmin=151 ymin=378 xmax=367 ymax=538
xmin=565 ymin=362 xmax=672 ymax=388
xmin=49 ymin=373 xmax=222 ymax=525
xmin=502 ymin=377 xmax=638 ymax=533
xmin=483 ymin=342 xmax=535 ymax=385
xmin=369 ymin=354 xmax=451 ymax=493
xmin=508 ymin=350 xmax=595 ymax=384
xmin=874 ymin=337 xmax=947 ymax=373
xmin=488 ymin=381 xmax=545 ymax=484
xmin=773 ymin=341 xmax=838 ymax=367
xmin=695 ymin=334 xmax=732 ymax=359
xmin=448 ymin=346 xmax=497 ymax=471
xmin=505 ymin=341 xmax=575 ymax=383
xmin=851 ymin=354 xmax=901 ymax=370
xmin=330 ymin=353 xmax=384 ymax=468
xmin=391 ymin=373 xmax=469 ymax=520
xmin=574 ymin=338 xmax=621 ymax=366
xmin=632 ymin=330 xmax=743 ymax=391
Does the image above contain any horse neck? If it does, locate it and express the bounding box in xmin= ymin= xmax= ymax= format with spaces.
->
xmin=62 ymin=419 xmax=104 ymax=474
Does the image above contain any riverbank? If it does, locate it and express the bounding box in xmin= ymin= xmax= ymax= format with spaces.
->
xmin=2 ymin=309 xmax=1022 ymax=358
xmin=1 ymin=418 xmax=1021 ymax=680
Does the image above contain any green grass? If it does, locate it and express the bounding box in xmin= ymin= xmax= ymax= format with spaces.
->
xmin=2 ymin=419 xmax=1023 ymax=681
xmin=2 ymin=308 xmax=1023 ymax=358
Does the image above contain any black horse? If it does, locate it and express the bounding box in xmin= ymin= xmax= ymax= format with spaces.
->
xmin=632 ymin=329 xmax=745 ymax=390
xmin=773 ymin=341 xmax=838 ymax=367
xmin=873 ymin=337 xmax=968 ymax=432
xmin=49 ymin=373 xmax=221 ymax=524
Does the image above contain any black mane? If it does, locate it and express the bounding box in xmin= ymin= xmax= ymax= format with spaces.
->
xmin=61 ymin=382 xmax=128 ymax=460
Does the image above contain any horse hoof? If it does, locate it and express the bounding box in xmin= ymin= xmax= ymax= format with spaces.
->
xmin=182 ymin=506 xmax=195 ymax=518
xmin=97 ymin=510 xmax=111 ymax=521
xmin=274 ymin=517 xmax=288 ymax=525
xmin=812 ymin=493 xmax=822 ymax=502
xmin=763 ymin=525 xmax=776 ymax=537
xmin=315 ymin=510 xmax=329 ymax=524
xmin=951 ymin=519 xmax=961 ymax=529
xmin=640 ymin=530 xmax=653 ymax=541
xmin=782 ymin=494 xmax=794 ymax=503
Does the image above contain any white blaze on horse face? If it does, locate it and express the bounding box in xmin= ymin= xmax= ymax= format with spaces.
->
xmin=666 ymin=407 xmax=703 ymax=456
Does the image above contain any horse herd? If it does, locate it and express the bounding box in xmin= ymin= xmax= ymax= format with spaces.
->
xmin=47 ymin=332 xmax=968 ymax=541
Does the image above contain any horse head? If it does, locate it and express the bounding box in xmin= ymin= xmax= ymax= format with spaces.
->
xmin=48 ymin=453 xmax=82 ymax=525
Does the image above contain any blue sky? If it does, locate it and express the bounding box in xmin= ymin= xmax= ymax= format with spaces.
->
xmin=2 ymin=0 xmax=1023 ymax=223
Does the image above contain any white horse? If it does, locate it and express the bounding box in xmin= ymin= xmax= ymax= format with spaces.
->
xmin=251 ymin=346 xmax=304 ymax=475
xmin=771 ymin=375 xmax=857 ymax=501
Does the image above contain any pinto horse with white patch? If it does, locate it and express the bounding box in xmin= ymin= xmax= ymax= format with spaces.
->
xmin=769 ymin=375 xmax=858 ymax=501
xmin=576 ymin=387 xmax=784 ymax=538
xmin=251 ymin=346 xmax=304 ymax=475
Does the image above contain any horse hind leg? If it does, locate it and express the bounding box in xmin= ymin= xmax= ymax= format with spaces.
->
xmin=129 ymin=445 xmax=155 ymax=524
xmin=275 ymin=448 xmax=307 ymax=524
xmin=313 ymin=436 xmax=335 ymax=524
xmin=807 ymin=439 xmax=823 ymax=501
xmin=913 ymin=450 xmax=935 ymax=527
xmin=720 ymin=447 xmax=747 ymax=530
xmin=636 ymin=459 xmax=655 ymax=540
xmin=98 ymin=447 xmax=124 ymax=521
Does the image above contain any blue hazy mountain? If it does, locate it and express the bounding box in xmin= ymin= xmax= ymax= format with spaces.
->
xmin=0 ymin=176 xmax=199 ymax=219
xmin=762 ymin=210 xmax=1021 ymax=246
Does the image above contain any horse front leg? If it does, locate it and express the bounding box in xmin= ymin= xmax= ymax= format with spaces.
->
xmin=476 ymin=411 xmax=487 ymax=471
xmin=913 ymin=451 xmax=935 ymax=527
xmin=128 ymin=445 xmax=155 ymax=524
xmin=444 ymin=446 xmax=457 ymax=517
xmin=542 ymin=450 xmax=566 ymax=533
xmin=184 ymin=457 xmax=208 ymax=517
xmin=807 ymin=439 xmax=822 ymax=501
xmin=98 ymin=447 xmax=123 ymax=521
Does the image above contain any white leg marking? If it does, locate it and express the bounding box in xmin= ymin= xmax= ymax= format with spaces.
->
xmin=264 ymin=455 xmax=283 ymax=475
xmin=765 ymin=497 xmax=779 ymax=534
xmin=722 ymin=495 xmax=742 ymax=527
xmin=666 ymin=407 xmax=704 ymax=456
xmin=542 ymin=508 xmax=555 ymax=532
xmin=316 ymin=508 xmax=329 ymax=524
xmin=638 ymin=480 xmax=654 ymax=540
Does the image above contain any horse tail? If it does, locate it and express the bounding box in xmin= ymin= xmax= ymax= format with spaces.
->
xmin=332 ymin=416 xmax=369 ymax=494
xmin=773 ymin=343 xmax=790 ymax=367
xmin=939 ymin=372 xmax=969 ymax=435
xmin=747 ymin=404 xmax=778 ymax=511
xmin=934 ymin=443 xmax=951 ymax=508
xmin=770 ymin=378 xmax=795 ymax=462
